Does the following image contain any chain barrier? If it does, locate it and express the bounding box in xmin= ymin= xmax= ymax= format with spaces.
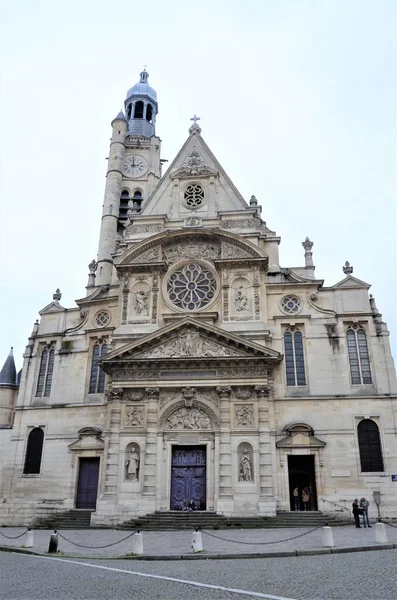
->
xmin=383 ymin=521 xmax=397 ymax=530
xmin=0 ymin=528 xmax=29 ymax=540
xmin=202 ymin=524 xmax=323 ymax=546
xmin=56 ymin=530 xmax=136 ymax=549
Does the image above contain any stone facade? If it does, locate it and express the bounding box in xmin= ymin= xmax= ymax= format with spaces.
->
xmin=1 ymin=72 xmax=396 ymax=526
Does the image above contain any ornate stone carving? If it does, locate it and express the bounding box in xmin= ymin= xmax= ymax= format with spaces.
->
xmin=182 ymin=386 xmax=197 ymax=407
xmin=159 ymin=391 xmax=175 ymax=410
xmin=163 ymin=240 xmax=220 ymax=264
xmin=172 ymin=147 xmax=217 ymax=177
xmin=234 ymin=286 xmax=249 ymax=312
xmin=221 ymin=242 xmax=256 ymax=260
xmin=126 ymin=224 xmax=164 ymax=234
xmin=122 ymin=245 xmax=161 ymax=265
xmin=234 ymin=387 xmax=253 ymax=400
xmin=145 ymin=387 xmax=160 ymax=398
xmin=124 ymin=390 xmax=145 ymax=401
xmin=166 ymin=407 xmax=211 ymax=430
xmin=184 ymin=216 xmax=202 ymax=227
xmin=252 ymin=266 xmax=260 ymax=320
xmin=106 ymin=387 xmax=124 ymax=400
xmin=135 ymin=328 xmax=249 ymax=359
xmin=216 ymin=386 xmax=232 ymax=399
xmin=218 ymin=366 xmax=268 ymax=378
xmin=88 ymin=259 xmax=98 ymax=273
xmin=235 ymin=404 xmax=254 ymax=426
xmin=239 ymin=449 xmax=253 ymax=482
xmin=113 ymin=369 xmax=159 ymax=380
xmin=302 ymin=237 xmax=314 ymax=252
xmin=343 ymin=261 xmax=353 ymax=275
xmin=124 ymin=406 xmax=145 ymax=427
xmin=221 ymin=219 xmax=262 ymax=229
xmin=255 ymin=385 xmax=272 ymax=399
xmin=121 ymin=275 xmax=130 ymax=325
xmin=151 ymin=272 xmax=159 ymax=324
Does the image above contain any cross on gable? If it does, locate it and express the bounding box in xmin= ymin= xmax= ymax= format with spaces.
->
xmin=190 ymin=114 xmax=201 ymax=125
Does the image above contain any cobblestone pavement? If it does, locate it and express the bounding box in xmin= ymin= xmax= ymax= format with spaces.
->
xmin=1 ymin=523 xmax=397 ymax=558
xmin=1 ymin=548 xmax=396 ymax=599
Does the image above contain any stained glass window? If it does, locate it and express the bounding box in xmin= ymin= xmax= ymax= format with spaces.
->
xmin=89 ymin=342 xmax=108 ymax=394
xmin=167 ymin=264 xmax=216 ymax=311
xmin=284 ymin=329 xmax=306 ymax=386
xmin=346 ymin=327 xmax=372 ymax=385
xmin=36 ymin=347 xmax=55 ymax=397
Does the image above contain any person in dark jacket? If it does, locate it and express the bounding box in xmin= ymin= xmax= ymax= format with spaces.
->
xmin=352 ymin=498 xmax=361 ymax=528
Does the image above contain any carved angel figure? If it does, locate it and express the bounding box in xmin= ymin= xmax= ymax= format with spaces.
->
xmin=133 ymin=290 xmax=149 ymax=316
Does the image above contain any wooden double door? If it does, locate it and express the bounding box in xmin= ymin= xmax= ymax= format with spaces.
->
xmin=170 ymin=446 xmax=206 ymax=510
xmin=76 ymin=458 xmax=100 ymax=509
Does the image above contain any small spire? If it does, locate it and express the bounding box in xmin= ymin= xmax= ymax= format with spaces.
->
xmin=302 ymin=237 xmax=315 ymax=278
xmin=53 ymin=288 xmax=62 ymax=303
xmin=113 ymin=110 xmax=126 ymax=122
xmin=302 ymin=237 xmax=314 ymax=252
xmin=0 ymin=347 xmax=17 ymax=386
xmin=343 ymin=261 xmax=353 ymax=275
xmin=189 ymin=114 xmax=202 ymax=134
xmin=140 ymin=67 xmax=149 ymax=83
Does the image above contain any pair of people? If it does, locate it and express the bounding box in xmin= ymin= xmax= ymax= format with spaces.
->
xmin=293 ymin=486 xmax=310 ymax=511
xmin=352 ymin=497 xmax=371 ymax=527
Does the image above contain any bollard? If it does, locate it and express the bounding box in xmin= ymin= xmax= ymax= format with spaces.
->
xmin=191 ymin=528 xmax=203 ymax=553
xmin=375 ymin=522 xmax=387 ymax=544
xmin=322 ymin=525 xmax=334 ymax=547
xmin=25 ymin=528 xmax=34 ymax=548
xmin=132 ymin=531 xmax=143 ymax=555
xmin=48 ymin=530 xmax=58 ymax=553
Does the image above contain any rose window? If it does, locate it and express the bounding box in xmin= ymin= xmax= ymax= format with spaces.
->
xmin=184 ymin=184 xmax=204 ymax=208
xmin=281 ymin=295 xmax=301 ymax=314
xmin=167 ymin=264 xmax=216 ymax=311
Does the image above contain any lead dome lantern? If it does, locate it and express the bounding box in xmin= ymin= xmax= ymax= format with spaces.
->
xmin=124 ymin=69 xmax=158 ymax=138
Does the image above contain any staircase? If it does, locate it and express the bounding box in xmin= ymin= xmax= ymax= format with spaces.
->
xmin=33 ymin=509 xmax=92 ymax=530
xmin=117 ymin=510 xmax=347 ymax=531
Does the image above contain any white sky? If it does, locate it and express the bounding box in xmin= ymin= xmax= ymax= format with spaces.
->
xmin=0 ymin=0 xmax=396 ymax=370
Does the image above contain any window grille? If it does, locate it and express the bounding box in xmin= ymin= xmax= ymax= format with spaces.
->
xmin=284 ymin=329 xmax=306 ymax=386
xmin=23 ymin=427 xmax=44 ymax=474
xmin=357 ymin=419 xmax=384 ymax=472
xmin=36 ymin=346 xmax=55 ymax=397
xmin=89 ymin=342 xmax=107 ymax=394
xmin=346 ymin=327 xmax=372 ymax=384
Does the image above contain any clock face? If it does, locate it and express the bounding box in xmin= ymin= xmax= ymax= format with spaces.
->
xmin=122 ymin=154 xmax=148 ymax=178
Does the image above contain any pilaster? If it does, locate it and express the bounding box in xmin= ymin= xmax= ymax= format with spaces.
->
xmin=216 ymin=386 xmax=234 ymax=513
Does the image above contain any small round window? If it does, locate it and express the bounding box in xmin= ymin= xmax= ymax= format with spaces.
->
xmin=95 ymin=310 xmax=110 ymax=327
xmin=184 ymin=183 xmax=204 ymax=209
xmin=281 ymin=296 xmax=301 ymax=314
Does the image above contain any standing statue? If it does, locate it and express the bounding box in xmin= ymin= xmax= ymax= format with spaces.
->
xmin=134 ymin=290 xmax=149 ymax=316
xmin=234 ymin=286 xmax=248 ymax=312
xmin=239 ymin=449 xmax=252 ymax=482
xmin=125 ymin=447 xmax=140 ymax=481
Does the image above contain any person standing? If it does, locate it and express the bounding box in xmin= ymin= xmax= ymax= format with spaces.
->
xmin=352 ymin=498 xmax=361 ymax=528
xmin=360 ymin=497 xmax=371 ymax=527
xmin=302 ymin=488 xmax=310 ymax=511
xmin=293 ymin=487 xmax=300 ymax=511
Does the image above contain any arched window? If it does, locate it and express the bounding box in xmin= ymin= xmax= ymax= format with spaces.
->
xmin=36 ymin=346 xmax=55 ymax=397
xmin=146 ymin=104 xmax=153 ymax=123
xmin=131 ymin=190 xmax=143 ymax=213
xmin=118 ymin=190 xmax=130 ymax=221
xmin=89 ymin=341 xmax=107 ymax=394
xmin=284 ymin=329 xmax=306 ymax=386
xmin=346 ymin=327 xmax=372 ymax=384
xmin=134 ymin=101 xmax=144 ymax=119
xmin=23 ymin=427 xmax=44 ymax=474
xmin=126 ymin=103 xmax=132 ymax=119
xmin=358 ymin=419 xmax=384 ymax=472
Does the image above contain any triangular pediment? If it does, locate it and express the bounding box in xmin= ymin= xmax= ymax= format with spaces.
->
xmin=141 ymin=132 xmax=249 ymax=218
xmin=276 ymin=432 xmax=326 ymax=448
xmin=69 ymin=435 xmax=105 ymax=452
xmin=102 ymin=317 xmax=281 ymax=365
xmin=331 ymin=275 xmax=371 ymax=289
xmin=39 ymin=301 xmax=66 ymax=315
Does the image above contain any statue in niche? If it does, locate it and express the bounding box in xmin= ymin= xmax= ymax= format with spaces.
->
xmin=125 ymin=446 xmax=140 ymax=481
xmin=239 ymin=449 xmax=252 ymax=482
xmin=133 ymin=290 xmax=149 ymax=316
xmin=234 ymin=286 xmax=249 ymax=312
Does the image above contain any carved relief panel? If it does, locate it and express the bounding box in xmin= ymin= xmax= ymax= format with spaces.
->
xmin=232 ymin=403 xmax=257 ymax=429
xmin=123 ymin=404 xmax=146 ymax=428
xmin=230 ymin=275 xmax=253 ymax=321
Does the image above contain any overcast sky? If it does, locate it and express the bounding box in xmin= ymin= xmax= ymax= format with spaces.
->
xmin=0 ymin=0 xmax=396 ymax=370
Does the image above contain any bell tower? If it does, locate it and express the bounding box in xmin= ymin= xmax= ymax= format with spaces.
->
xmin=96 ymin=69 xmax=162 ymax=286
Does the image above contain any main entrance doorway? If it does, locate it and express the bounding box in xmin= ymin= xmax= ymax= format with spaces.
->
xmin=76 ymin=457 xmax=100 ymax=509
xmin=288 ymin=455 xmax=317 ymax=511
xmin=170 ymin=446 xmax=206 ymax=510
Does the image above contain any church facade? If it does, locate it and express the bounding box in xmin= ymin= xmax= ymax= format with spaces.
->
xmin=1 ymin=70 xmax=396 ymax=526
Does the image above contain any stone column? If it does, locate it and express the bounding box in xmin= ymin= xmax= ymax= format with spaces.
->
xmin=96 ymin=116 xmax=127 ymax=286
xmin=216 ymin=386 xmax=234 ymax=514
xmin=142 ymin=387 xmax=159 ymax=510
xmin=255 ymin=384 xmax=276 ymax=515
